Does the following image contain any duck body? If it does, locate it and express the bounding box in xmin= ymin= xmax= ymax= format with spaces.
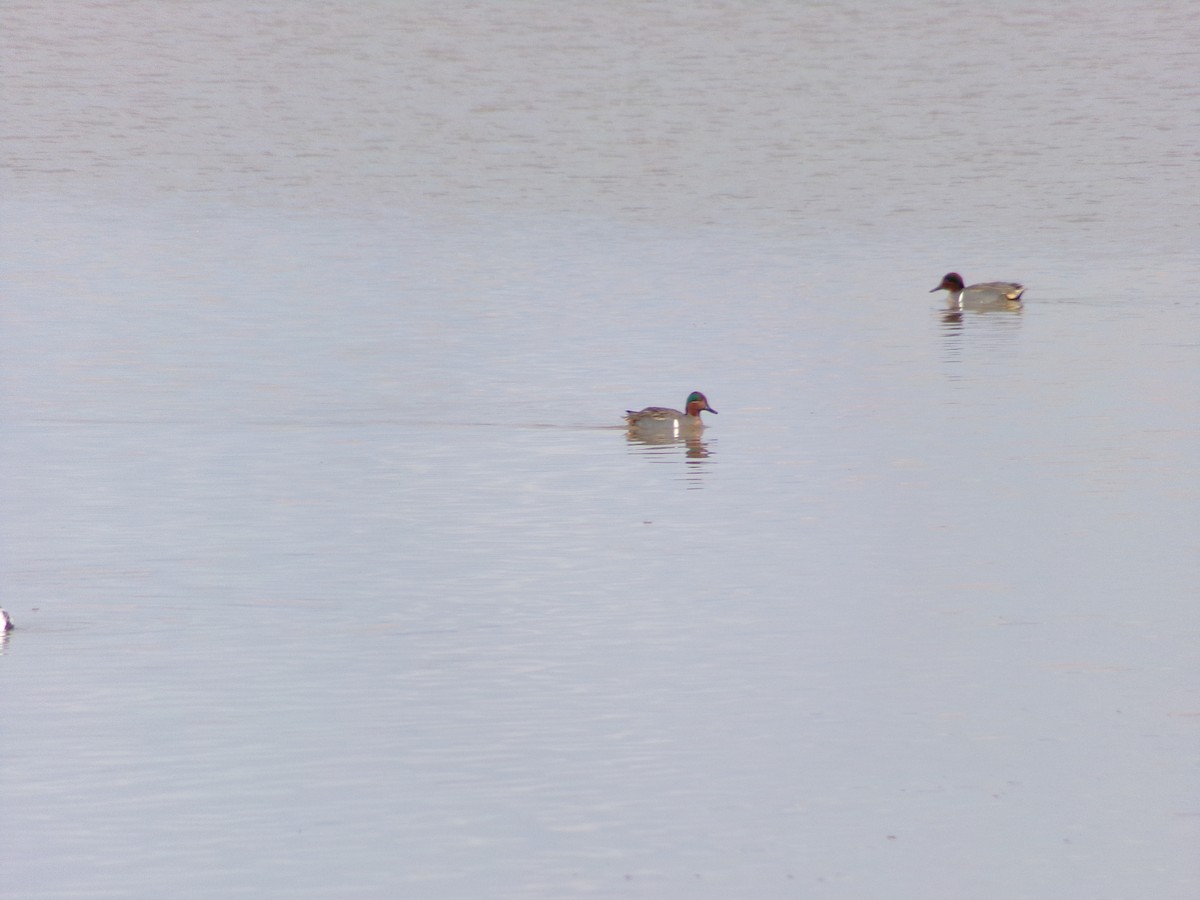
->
xmin=624 ymin=391 xmax=717 ymax=432
xmin=931 ymin=272 xmax=1025 ymax=306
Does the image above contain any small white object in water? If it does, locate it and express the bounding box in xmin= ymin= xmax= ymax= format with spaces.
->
xmin=1 ymin=608 xmax=13 ymax=631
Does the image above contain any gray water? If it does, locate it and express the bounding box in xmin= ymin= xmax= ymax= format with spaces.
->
xmin=2 ymin=2 xmax=1198 ymax=898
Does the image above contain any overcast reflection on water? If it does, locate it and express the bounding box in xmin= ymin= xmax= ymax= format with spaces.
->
xmin=2 ymin=1 xmax=1199 ymax=898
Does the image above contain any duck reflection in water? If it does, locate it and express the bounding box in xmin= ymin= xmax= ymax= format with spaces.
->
xmin=624 ymin=391 xmax=717 ymax=473
xmin=936 ymin=283 xmax=1026 ymax=368
xmin=930 ymin=273 xmax=1025 ymax=332
xmin=625 ymin=428 xmax=713 ymax=459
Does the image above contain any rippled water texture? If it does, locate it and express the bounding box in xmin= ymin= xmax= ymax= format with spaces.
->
xmin=2 ymin=2 xmax=1198 ymax=898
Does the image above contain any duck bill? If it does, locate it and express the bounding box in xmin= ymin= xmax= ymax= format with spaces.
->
xmin=707 ymin=408 xmax=718 ymax=414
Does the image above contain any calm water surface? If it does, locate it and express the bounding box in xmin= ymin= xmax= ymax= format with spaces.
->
xmin=2 ymin=2 xmax=1198 ymax=898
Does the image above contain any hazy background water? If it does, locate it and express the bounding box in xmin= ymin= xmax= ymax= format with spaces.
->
xmin=2 ymin=2 xmax=1198 ymax=898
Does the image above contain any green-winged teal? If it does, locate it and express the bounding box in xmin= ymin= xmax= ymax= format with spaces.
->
xmin=625 ymin=391 xmax=717 ymax=432
xmin=931 ymin=272 xmax=1025 ymax=306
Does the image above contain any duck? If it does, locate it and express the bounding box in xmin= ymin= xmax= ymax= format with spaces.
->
xmin=625 ymin=391 xmax=717 ymax=433
xmin=1 ymin=608 xmax=13 ymax=631
xmin=931 ymin=272 xmax=1025 ymax=306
